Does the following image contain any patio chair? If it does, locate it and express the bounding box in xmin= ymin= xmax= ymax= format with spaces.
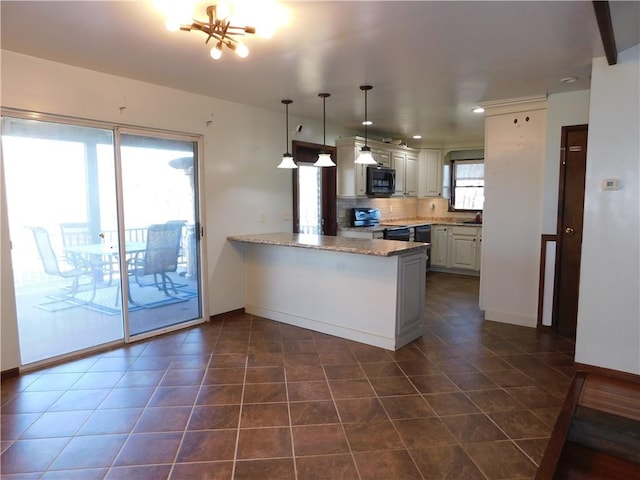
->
xmin=29 ymin=226 xmax=96 ymax=307
xmin=129 ymin=222 xmax=184 ymax=296
xmin=60 ymin=222 xmax=114 ymax=284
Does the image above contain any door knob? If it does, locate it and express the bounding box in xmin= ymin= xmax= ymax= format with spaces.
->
xmin=565 ymin=227 xmax=574 ymax=236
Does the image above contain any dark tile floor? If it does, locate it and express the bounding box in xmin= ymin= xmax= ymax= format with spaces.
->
xmin=1 ymin=272 xmax=575 ymax=479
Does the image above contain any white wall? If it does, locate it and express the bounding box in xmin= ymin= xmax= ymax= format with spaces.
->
xmin=479 ymin=97 xmax=547 ymax=327
xmin=575 ymin=45 xmax=640 ymax=375
xmin=0 ymin=50 xmax=355 ymax=371
xmin=542 ymin=90 xmax=591 ymax=233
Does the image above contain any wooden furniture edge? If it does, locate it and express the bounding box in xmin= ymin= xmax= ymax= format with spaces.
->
xmin=536 ymin=371 xmax=587 ymax=480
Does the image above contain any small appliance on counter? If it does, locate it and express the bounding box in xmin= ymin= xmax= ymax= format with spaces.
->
xmin=350 ymin=208 xmax=381 ymax=227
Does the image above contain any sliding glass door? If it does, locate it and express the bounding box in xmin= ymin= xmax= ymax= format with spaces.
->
xmin=1 ymin=115 xmax=204 ymax=366
xmin=118 ymin=130 xmax=202 ymax=336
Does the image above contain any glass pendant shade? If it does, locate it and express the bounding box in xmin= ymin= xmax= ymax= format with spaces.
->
xmin=314 ymin=152 xmax=335 ymax=167
xmin=355 ymin=146 xmax=377 ymax=165
xmin=314 ymin=92 xmax=336 ymax=167
xmin=277 ymin=153 xmax=297 ymax=169
xmin=278 ymin=99 xmax=297 ymax=169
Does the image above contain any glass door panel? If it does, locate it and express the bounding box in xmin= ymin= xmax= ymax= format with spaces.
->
xmin=2 ymin=117 xmax=124 ymax=365
xmin=298 ymin=164 xmax=322 ymax=234
xmin=118 ymin=131 xmax=202 ymax=336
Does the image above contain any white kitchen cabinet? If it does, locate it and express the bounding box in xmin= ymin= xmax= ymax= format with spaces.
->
xmin=392 ymin=151 xmax=418 ymax=197
xmin=405 ymin=154 xmax=418 ymax=196
xmin=449 ymin=226 xmax=478 ymax=270
xmin=373 ymin=148 xmax=391 ymax=167
xmin=337 ymin=139 xmax=367 ymax=197
xmin=431 ymin=225 xmax=450 ymax=266
xmin=418 ymin=149 xmax=443 ymax=197
xmin=431 ymin=225 xmax=482 ymax=273
xmin=337 ymin=138 xmax=394 ymax=197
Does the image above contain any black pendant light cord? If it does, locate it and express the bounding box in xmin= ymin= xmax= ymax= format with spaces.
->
xmin=282 ymin=99 xmax=292 ymax=155
xmin=319 ymin=93 xmax=330 ymax=152
xmin=360 ymin=85 xmax=372 ymax=148
xmin=323 ymin=95 xmax=326 ymax=148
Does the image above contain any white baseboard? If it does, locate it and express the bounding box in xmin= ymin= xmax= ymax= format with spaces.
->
xmin=484 ymin=310 xmax=536 ymax=328
xmin=245 ymin=304 xmax=397 ymax=351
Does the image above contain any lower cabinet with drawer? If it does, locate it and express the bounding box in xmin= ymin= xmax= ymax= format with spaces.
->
xmin=431 ymin=225 xmax=482 ymax=274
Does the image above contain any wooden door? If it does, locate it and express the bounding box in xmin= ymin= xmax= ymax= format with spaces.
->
xmin=553 ymin=125 xmax=588 ymax=338
xmin=291 ymin=141 xmax=337 ymax=236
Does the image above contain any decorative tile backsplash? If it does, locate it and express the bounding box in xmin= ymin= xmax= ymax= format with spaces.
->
xmin=337 ymin=197 xmax=477 ymax=226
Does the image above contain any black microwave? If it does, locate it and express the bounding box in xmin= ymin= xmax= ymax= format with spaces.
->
xmin=366 ymin=166 xmax=396 ymax=196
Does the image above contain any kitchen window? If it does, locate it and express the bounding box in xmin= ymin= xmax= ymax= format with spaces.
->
xmin=451 ymin=159 xmax=484 ymax=211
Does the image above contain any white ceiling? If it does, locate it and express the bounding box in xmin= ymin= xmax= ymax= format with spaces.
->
xmin=1 ymin=1 xmax=638 ymax=148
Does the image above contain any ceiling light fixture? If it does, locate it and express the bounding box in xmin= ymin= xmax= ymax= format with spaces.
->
xmin=277 ymin=99 xmax=297 ymax=169
xmin=412 ymin=135 xmax=422 ymax=139
xmin=560 ymin=76 xmax=578 ymax=84
xmin=173 ymin=4 xmax=256 ymax=60
xmin=472 ymin=107 xmax=485 ymax=113
xmin=355 ymin=85 xmax=377 ymax=165
xmin=315 ymin=93 xmax=336 ymax=167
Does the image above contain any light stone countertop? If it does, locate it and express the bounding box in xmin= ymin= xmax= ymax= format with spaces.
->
xmin=228 ymin=232 xmax=429 ymax=257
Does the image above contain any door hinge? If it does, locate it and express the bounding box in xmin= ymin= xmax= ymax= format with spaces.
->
xmin=560 ymin=147 xmax=566 ymax=165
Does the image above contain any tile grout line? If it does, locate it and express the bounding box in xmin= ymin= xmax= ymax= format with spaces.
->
xmin=104 ymin=345 xmax=185 ymax=475
xmin=407 ymin=344 xmax=489 ymax=479
xmin=432 ymin=313 xmax=551 ymax=478
xmin=165 ymin=337 xmax=216 ymax=479
xmin=48 ymin=346 xmax=154 ymax=476
xmin=325 ymin=342 xmax=363 ymax=480
xmin=228 ymin=316 xmax=253 ymax=480
xmin=374 ymin=355 xmax=429 ymax=480
xmin=282 ymin=358 xmax=298 ymax=480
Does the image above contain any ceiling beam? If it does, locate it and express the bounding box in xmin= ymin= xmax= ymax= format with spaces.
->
xmin=592 ymin=1 xmax=618 ymax=65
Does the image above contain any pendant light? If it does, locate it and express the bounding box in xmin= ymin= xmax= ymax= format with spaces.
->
xmin=314 ymin=93 xmax=336 ymax=167
xmin=277 ymin=99 xmax=297 ymax=169
xmin=355 ymin=85 xmax=377 ymax=165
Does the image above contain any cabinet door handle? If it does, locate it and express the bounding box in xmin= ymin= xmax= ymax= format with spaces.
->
xmin=565 ymin=227 xmax=575 ymax=236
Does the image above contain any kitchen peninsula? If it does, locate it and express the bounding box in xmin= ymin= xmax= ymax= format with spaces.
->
xmin=228 ymin=233 xmax=428 ymax=350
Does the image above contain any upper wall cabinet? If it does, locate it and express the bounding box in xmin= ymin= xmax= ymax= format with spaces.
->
xmin=336 ymin=137 xmax=418 ymax=198
xmin=336 ymin=138 xmax=367 ymax=197
xmin=393 ymin=151 xmax=418 ymax=197
xmin=418 ymin=149 xmax=443 ymax=197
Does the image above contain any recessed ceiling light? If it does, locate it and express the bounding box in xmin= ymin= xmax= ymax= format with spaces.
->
xmin=412 ymin=135 xmax=422 ymax=139
xmin=560 ymin=76 xmax=577 ymax=83
xmin=362 ymin=120 xmax=373 ymax=126
xmin=472 ymin=107 xmax=485 ymax=113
